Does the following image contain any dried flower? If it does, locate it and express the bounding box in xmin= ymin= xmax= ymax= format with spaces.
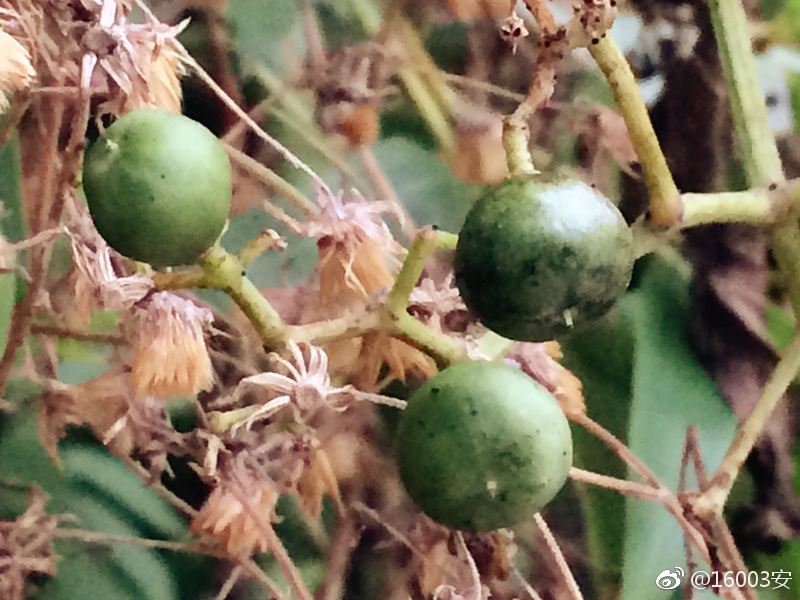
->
xmin=38 ymin=370 xmax=178 ymax=474
xmin=289 ymin=188 xmax=435 ymax=388
xmin=191 ymin=430 xmax=314 ymax=558
xmin=0 ymin=489 xmax=59 ymax=600
xmin=409 ymin=274 xmax=485 ymax=360
xmin=225 ymin=341 xmax=405 ymax=431
xmin=191 ymin=471 xmax=278 ymax=559
xmin=127 ymin=291 xmax=214 ymax=399
xmin=505 ymin=341 xmax=586 ymax=418
xmin=0 ymin=22 xmax=35 ymax=112
xmin=65 ymin=195 xmax=153 ymax=314
xmin=80 ymin=0 xmax=186 ymax=116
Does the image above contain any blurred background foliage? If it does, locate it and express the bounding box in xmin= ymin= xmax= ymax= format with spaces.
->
xmin=4 ymin=0 xmax=800 ymax=598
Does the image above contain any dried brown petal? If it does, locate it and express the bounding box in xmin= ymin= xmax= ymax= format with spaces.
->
xmin=0 ymin=489 xmax=59 ymax=600
xmin=128 ymin=292 xmax=214 ymax=399
xmin=191 ymin=481 xmax=277 ymax=559
xmin=0 ymin=29 xmax=35 ymax=112
xmin=506 ymin=341 xmax=586 ymax=418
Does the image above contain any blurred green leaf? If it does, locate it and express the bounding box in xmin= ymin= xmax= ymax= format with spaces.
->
xmin=227 ymin=0 xmax=302 ymax=76
xmin=0 ymin=133 xmax=23 ymax=364
xmin=622 ymin=255 xmax=739 ymax=600
xmin=0 ymin=405 xmax=201 ymax=600
xmin=371 ymin=137 xmax=483 ymax=232
xmin=0 ymin=132 xmax=26 ymax=242
xmin=561 ymin=299 xmax=635 ymax=598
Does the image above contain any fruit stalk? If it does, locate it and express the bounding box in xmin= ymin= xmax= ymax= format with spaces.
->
xmin=201 ymin=245 xmax=289 ymax=350
xmin=588 ymin=36 xmax=681 ymax=225
xmin=502 ymin=119 xmax=537 ymax=177
xmin=385 ymin=227 xmax=468 ymax=367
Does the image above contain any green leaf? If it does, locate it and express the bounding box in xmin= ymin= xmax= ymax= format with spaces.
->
xmin=371 ymin=137 xmax=484 ymax=233
xmin=227 ymin=0 xmax=301 ymax=76
xmin=561 ymin=301 xmax=635 ymax=598
xmin=623 ymin=255 xmax=739 ymax=600
xmin=0 ymin=405 xmax=199 ymax=600
xmin=0 ymin=132 xmax=27 ymax=242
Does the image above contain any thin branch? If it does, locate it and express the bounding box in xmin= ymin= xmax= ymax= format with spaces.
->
xmin=511 ymin=564 xmax=546 ymax=600
xmin=568 ymin=467 xmax=662 ymax=501
xmin=224 ymin=143 xmax=318 ymax=218
xmin=213 ymin=565 xmax=243 ymax=600
xmin=533 ymin=513 xmax=583 ymax=600
xmin=695 ymin=329 xmax=800 ymax=516
xmin=588 ymin=36 xmax=681 ymax=225
xmin=30 ymin=322 xmax=123 ymax=345
xmin=121 ymin=456 xmax=198 ymax=518
xmin=234 ymin=488 xmax=315 ymax=600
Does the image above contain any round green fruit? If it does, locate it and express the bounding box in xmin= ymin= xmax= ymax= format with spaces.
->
xmin=454 ymin=177 xmax=634 ymax=342
xmin=395 ymin=361 xmax=572 ymax=532
xmin=82 ymin=109 xmax=232 ymax=268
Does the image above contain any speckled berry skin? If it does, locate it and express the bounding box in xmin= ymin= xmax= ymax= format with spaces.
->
xmin=82 ymin=109 xmax=232 ymax=268
xmin=454 ymin=177 xmax=634 ymax=342
xmin=395 ymin=361 xmax=573 ymax=532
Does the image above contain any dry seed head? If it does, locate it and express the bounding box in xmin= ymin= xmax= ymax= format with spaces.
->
xmin=128 ymin=291 xmax=214 ymax=399
xmin=0 ymin=489 xmax=59 ymax=600
xmin=191 ymin=477 xmax=278 ymax=559
xmin=65 ymin=195 xmax=153 ymax=311
xmin=0 ymin=28 xmax=35 ymax=112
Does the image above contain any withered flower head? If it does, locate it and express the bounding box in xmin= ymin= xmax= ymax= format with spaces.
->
xmin=80 ymin=0 xmax=186 ymax=115
xmin=0 ymin=11 xmax=35 ymax=112
xmin=409 ymin=274 xmax=485 ymax=360
xmin=225 ymin=341 xmax=405 ymax=431
xmin=191 ymin=431 xmax=314 ymax=559
xmin=65 ymin=195 xmax=153 ymax=315
xmin=127 ymin=291 xmax=214 ymax=399
xmin=0 ymin=489 xmax=59 ymax=600
xmin=289 ymin=189 xmax=435 ymax=388
xmin=38 ymin=371 xmax=177 ymax=477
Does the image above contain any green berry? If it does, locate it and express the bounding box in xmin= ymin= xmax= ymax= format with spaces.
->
xmin=396 ymin=361 xmax=573 ymax=531
xmin=82 ymin=109 xmax=231 ymax=268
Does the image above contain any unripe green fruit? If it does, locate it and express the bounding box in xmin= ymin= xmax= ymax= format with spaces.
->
xmin=454 ymin=177 xmax=634 ymax=342
xmin=396 ymin=361 xmax=573 ymax=532
xmin=82 ymin=109 xmax=232 ymax=268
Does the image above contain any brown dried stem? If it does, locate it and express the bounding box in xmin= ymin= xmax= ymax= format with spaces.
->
xmin=533 ymin=513 xmax=583 ymax=600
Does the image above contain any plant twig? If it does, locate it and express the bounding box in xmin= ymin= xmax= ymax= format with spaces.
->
xmin=30 ymin=322 xmax=123 ymax=345
xmin=568 ymin=467 xmax=661 ymax=501
xmin=383 ymin=227 xmax=468 ymax=367
xmin=201 ymin=245 xmax=288 ymax=350
xmin=679 ymin=184 xmax=796 ymax=227
xmin=224 ymin=143 xmax=318 ymax=218
xmin=588 ymin=36 xmax=681 ymax=225
xmin=169 ymin=41 xmax=335 ymax=200
xmin=707 ymin=0 xmax=783 ymax=186
xmin=213 ymin=565 xmax=243 ymax=600
xmin=233 ymin=487 xmax=315 ymax=600
xmin=533 ymin=513 xmax=583 ymax=600
xmin=385 ymin=227 xmax=438 ymax=316
xmin=695 ymin=329 xmax=800 ymax=515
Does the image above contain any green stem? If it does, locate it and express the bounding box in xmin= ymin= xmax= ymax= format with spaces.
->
xmin=383 ymin=226 xmax=467 ymax=367
xmin=385 ymin=227 xmax=439 ymax=316
xmin=680 ymin=189 xmax=778 ymax=226
xmin=201 ymin=245 xmax=288 ymax=350
xmin=707 ymin=0 xmax=783 ymax=186
xmin=236 ymin=229 xmax=286 ymax=268
xmin=391 ymin=311 xmax=468 ymax=368
xmin=588 ymin=37 xmax=681 ymax=225
xmin=502 ymin=119 xmax=537 ymax=177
